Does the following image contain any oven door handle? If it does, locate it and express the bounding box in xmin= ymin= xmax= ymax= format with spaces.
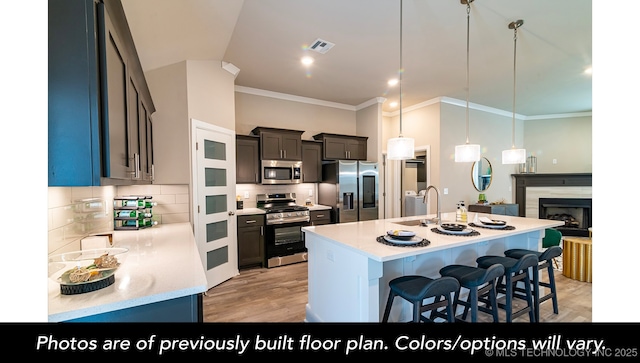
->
xmin=266 ymin=216 xmax=310 ymax=225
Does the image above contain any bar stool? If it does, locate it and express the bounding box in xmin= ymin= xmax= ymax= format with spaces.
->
xmin=382 ymin=275 xmax=460 ymax=323
xmin=504 ymin=245 xmax=563 ymax=322
xmin=476 ymin=254 xmax=539 ymax=323
xmin=439 ymin=263 xmax=505 ymax=322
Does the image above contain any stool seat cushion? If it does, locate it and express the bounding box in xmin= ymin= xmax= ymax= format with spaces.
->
xmin=439 ymin=264 xmax=504 ymax=287
xmin=477 ymin=254 xmax=539 ymax=273
xmin=388 ymin=275 xmax=459 ymax=302
xmin=505 ymin=246 xmax=562 ymax=261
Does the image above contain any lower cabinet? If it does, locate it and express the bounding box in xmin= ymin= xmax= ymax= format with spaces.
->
xmin=310 ymin=210 xmax=332 ymax=225
xmin=237 ymin=214 xmax=265 ymax=269
xmin=468 ymin=203 xmax=519 ymax=216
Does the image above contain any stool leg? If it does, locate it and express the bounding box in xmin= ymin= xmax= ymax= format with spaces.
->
xmin=412 ymin=300 xmax=420 ymax=323
xmin=547 ymin=262 xmax=559 ymax=314
xmin=505 ymin=274 xmax=513 ymax=323
xmin=382 ymin=291 xmax=396 ymax=322
xmin=469 ymin=288 xmax=478 ymax=323
xmin=446 ymin=295 xmax=455 ymax=323
xmin=533 ymin=266 xmax=541 ymax=322
xmin=524 ymin=271 xmax=536 ymax=322
xmin=489 ymin=282 xmax=499 ymax=322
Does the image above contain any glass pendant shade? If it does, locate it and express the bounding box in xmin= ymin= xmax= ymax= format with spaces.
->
xmin=455 ymin=144 xmax=481 ymax=162
xmin=502 ymin=148 xmax=526 ymax=164
xmin=387 ymin=136 xmax=415 ymax=160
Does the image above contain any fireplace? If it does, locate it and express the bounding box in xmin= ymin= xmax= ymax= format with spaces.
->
xmin=538 ymin=198 xmax=592 ymax=237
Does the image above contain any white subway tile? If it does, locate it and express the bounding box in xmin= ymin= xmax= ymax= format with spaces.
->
xmin=160 ymin=185 xmax=189 ymax=195
xmin=161 ymin=213 xmax=190 ymax=224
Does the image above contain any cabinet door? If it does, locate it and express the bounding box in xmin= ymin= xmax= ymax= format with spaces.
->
xmin=236 ymin=136 xmax=260 ymax=183
xmin=302 ymin=141 xmax=322 ymax=182
xmin=128 ymin=77 xmax=141 ymax=180
xmin=139 ymin=101 xmax=151 ymax=181
xmin=323 ymin=137 xmax=348 ymax=160
xmin=347 ymin=138 xmax=367 ymax=160
xmin=237 ymin=215 xmax=265 ymax=268
xmin=260 ymin=131 xmax=283 ymax=160
xmin=100 ymin=4 xmax=131 ymax=180
xmin=281 ymin=133 xmax=302 ymax=160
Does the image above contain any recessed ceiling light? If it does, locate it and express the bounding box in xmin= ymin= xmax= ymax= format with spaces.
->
xmin=301 ymin=56 xmax=314 ymax=66
xmin=584 ymin=66 xmax=592 ymax=75
xmin=388 ymin=78 xmax=398 ymax=86
xmin=389 ymin=101 xmax=398 ymax=108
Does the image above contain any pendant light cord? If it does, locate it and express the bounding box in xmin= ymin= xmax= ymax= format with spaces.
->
xmin=465 ymin=2 xmax=471 ymax=144
xmin=398 ymin=0 xmax=404 ymax=137
xmin=511 ymin=24 xmax=518 ymax=148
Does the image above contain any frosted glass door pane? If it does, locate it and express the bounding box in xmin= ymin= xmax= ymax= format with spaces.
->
xmin=206 ymin=221 xmax=228 ymax=242
xmin=205 ymin=168 xmax=226 ymax=187
xmin=204 ymin=140 xmax=226 ymax=160
xmin=206 ymin=195 xmax=227 ymax=214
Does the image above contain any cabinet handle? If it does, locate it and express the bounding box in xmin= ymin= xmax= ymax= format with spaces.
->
xmin=255 ymin=173 xmax=258 ymax=183
xmin=135 ymin=153 xmax=140 ymax=179
xmin=260 ymin=226 xmax=264 ymax=235
xmin=245 ymin=220 xmax=257 ymax=224
xmin=316 ymin=214 xmax=325 ymax=218
xmin=284 ymin=149 xmax=286 ymax=158
xmin=151 ymin=164 xmax=155 ymax=181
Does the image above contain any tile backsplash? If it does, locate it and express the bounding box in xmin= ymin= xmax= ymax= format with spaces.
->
xmin=235 ymin=183 xmax=318 ymax=209
xmin=48 ymin=184 xmax=190 ymax=255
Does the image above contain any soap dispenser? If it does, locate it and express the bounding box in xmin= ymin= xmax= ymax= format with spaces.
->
xmin=460 ymin=201 xmax=468 ymax=223
xmin=456 ymin=202 xmax=462 ymax=222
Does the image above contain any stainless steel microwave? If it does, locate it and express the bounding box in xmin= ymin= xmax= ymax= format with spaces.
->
xmin=262 ymin=160 xmax=302 ymax=184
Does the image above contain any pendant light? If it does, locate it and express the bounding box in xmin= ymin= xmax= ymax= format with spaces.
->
xmin=502 ymin=20 xmax=527 ymax=164
xmin=454 ymin=0 xmax=481 ymax=163
xmin=387 ymin=0 xmax=415 ymax=160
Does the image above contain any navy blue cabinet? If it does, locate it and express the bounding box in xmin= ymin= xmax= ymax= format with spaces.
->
xmin=48 ymin=0 xmax=155 ymax=186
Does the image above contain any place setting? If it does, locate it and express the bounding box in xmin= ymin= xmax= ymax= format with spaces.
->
xmin=468 ymin=216 xmax=516 ymax=230
xmin=431 ymin=223 xmax=480 ymax=237
xmin=376 ymin=230 xmax=430 ymax=247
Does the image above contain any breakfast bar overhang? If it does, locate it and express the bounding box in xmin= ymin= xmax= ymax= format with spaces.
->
xmin=302 ymin=213 xmax=563 ymax=322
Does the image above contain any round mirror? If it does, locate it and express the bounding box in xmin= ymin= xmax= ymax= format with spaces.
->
xmin=471 ymin=157 xmax=492 ymax=192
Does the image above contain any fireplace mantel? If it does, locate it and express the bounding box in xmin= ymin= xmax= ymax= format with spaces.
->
xmin=512 ymin=173 xmax=592 ymax=217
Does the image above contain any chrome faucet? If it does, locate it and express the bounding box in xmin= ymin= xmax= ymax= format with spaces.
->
xmin=422 ymin=185 xmax=441 ymax=225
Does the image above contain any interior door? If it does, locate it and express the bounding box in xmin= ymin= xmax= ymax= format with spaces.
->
xmin=191 ymin=119 xmax=238 ymax=290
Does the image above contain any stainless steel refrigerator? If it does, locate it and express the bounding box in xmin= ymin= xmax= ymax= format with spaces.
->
xmin=318 ymin=160 xmax=379 ymax=223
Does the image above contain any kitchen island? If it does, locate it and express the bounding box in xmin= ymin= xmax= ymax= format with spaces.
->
xmin=48 ymin=223 xmax=207 ymax=322
xmin=302 ymin=212 xmax=563 ymax=322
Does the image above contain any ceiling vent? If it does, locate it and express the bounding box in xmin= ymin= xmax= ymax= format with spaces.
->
xmin=309 ymin=38 xmax=335 ymax=54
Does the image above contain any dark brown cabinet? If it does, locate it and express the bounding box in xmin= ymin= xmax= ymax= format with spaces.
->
xmin=313 ymin=133 xmax=368 ymax=160
xmin=310 ymin=210 xmax=332 ymax=225
xmin=237 ymin=214 xmax=265 ymax=269
xmin=236 ymin=135 xmax=260 ymax=183
xmin=251 ymin=127 xmax=303 ymax=161
xmin=302 ymin=140 xmax=322 ymax=183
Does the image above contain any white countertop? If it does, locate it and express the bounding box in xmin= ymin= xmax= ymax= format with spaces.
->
xmin=48 ymin=222 xmax=207 ymax=322
xmin=302 ymin=212 xmax=564 ymax=262
xmin=307 ymin=204 xmax=331 ymax=211
xmin=236 ymin=207 xmax=265 ymax=215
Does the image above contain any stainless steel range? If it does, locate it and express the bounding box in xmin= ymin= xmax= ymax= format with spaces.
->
xmin=257 ymin=193 xmax=310 ymax=268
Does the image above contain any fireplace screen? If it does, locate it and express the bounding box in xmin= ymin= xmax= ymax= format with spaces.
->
xmin=539 ymin=198 xmax=592 ymax=237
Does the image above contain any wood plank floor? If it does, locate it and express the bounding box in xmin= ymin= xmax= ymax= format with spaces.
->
xmin=202 ymin=261 xmax=592 ymax=323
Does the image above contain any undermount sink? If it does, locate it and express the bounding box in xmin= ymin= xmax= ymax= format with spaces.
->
xmin=394 ymin=217 xmax=443 ymax=227
xmin=394 ymin=219 xmax=428 ymax=226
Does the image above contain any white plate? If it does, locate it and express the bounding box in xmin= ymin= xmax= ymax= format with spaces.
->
xmin=383 ymin=235 xmax=423 ymax=245
xmin=387 ymin=229 xmax=416 ymax=237
xmin=478 ymin=217 xmax=507 ymax=225
xmin=437 ymin=225 xmax=474 ymax=235
xmin=478 ymin=222 xmax=507 ymax=229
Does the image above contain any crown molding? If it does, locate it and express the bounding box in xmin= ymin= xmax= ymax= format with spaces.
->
xmin=235 ymin=87 xmax=592 ymax=120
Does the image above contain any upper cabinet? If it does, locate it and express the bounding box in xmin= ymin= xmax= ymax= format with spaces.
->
xmin=251 ymin=127 xmax=303 ymax=161
xmin=313 ymin=133 xmax=368 ymax=160
xmin=236 ymin=135 xmax=260 ymax=183
xmin=301 ymin=140 xmax=322 ymax=183
xmin=48 ymin=0 xmax=155 ymax=186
